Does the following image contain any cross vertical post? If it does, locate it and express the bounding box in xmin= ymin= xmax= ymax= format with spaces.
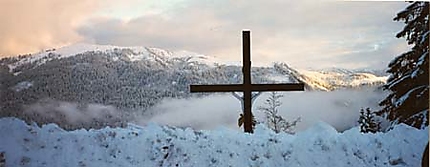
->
xmin=242 ymin=31 xmax=253 ymax=133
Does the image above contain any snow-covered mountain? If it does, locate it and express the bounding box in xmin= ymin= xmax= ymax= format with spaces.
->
xmin=2 ymin=43 xmax=386 ymax=90
xmin=0 ymin=117 xmax=427 ymax=167
xmin=4 ymin=43 xmax=227 ymax=74
xmin=0 ymin=43 xmax=387 ymax=130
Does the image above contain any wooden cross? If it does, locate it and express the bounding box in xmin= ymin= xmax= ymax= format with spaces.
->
xmin=190 ymin=30 xmax=304 ymax=133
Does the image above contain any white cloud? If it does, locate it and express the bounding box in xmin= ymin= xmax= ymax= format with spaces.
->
xmin=78 ymin=1 xmax=409 ymax=69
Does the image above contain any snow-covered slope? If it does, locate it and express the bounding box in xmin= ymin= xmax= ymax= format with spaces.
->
xmin=0 ymin=117 xmax=427 ymax=167
xmin=2 ymin=43 xmax=387 ymax=90
xmin=299 ymin=69 xmax=387 ymax=91
xmin=272 ymin=63 xmax=386 ymax=91
xmin=5 ymin=43 xmax=225 ymax=73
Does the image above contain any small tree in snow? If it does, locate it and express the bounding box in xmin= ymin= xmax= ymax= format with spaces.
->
xmin=258 ymin=92 xmax=300 ymax=134
xmin=358 ymin=108 xmax=381 ymax=133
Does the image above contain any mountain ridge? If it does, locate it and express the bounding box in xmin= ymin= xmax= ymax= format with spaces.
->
xmin=0 ymin=43 xmax=387 ymax=129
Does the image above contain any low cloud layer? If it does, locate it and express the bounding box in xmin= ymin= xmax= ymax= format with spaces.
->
xmin=22 ymin=99 xmax=123 ymax=129
xmin=15 ymin=87 xmax=387 ymax=132
xmin=142 ymin=87 xmax=388 ymax=132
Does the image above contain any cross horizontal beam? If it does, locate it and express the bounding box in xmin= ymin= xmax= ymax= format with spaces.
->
xmin=190 ymin=84 xmax=243 ymax=92
xmin=190 ymin=83 xmax=305 ymax=92
xmin=249 ymin=83 xmax=305 ymax=91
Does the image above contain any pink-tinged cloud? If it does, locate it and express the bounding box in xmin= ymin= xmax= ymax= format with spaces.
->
xmin=0 ymin=0 xmax=100 ymax=57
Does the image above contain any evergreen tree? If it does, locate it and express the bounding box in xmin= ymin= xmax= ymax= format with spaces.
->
xmin=358 ymin=108 xmax=381 ymax=133
xmin=377 ymin=2 xmax=429 ymax=129
xmin=258 ymin=92 xmax=300 ymax=134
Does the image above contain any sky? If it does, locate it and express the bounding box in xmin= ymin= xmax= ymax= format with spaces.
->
xmin=0 ymin=0 xmax=410 ymax=69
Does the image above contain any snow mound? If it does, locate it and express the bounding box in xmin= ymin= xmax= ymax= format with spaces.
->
xmin=0 ymin=117 xmax=427 ymax=167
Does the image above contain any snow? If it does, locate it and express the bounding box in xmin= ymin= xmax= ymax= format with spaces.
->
xmin=6 ymin=43 xmax=231 ymax=72
xmin=170 ymin=50 xmax=237 ymax=67
xmin=12 ymin=81 xmax=33 ymax=92
xmin=300 ymin=70 xmax=387 ymax=90
xmin=420 ymin=110 xmax=428 ymax=129
xmin=7 ymin=43 xmax=128 ymax=72
xmin=0 ymin=117 xmax=427 ymax=167
xmin=416 ymin=51 xmax=428 ymax=66
xmin=420 ymin=31 xmax=428 ymax=44
xmin=406 ymin=110 xmax=429 ymax=129
xmin=112 ymin=56 xmax=119 ymax=61
xmin=387 ymin=74 xmax=409 ymax=90
xmin=13 ymin=71 xmax=22 ymax=76
xmin=411 ymin=68 xmax=422 ymax=78
xmin=266 ymin=74 xmax=297 ymax=83
xmin=394 ymin=85 xmax=427 ymax=107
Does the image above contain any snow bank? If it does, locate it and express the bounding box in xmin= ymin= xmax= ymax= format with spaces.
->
xmin=0 ymin=117 xmax=427 ymax=167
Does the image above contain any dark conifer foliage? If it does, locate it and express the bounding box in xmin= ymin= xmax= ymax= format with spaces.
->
xmin=358 ymin=108 xmax=381 ymax=133
xmin=377 ymin=2 xmax=429 ymax=129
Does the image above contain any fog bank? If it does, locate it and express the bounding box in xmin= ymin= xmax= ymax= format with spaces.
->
xmin=141 ymin=87 xmax=387 ymax=132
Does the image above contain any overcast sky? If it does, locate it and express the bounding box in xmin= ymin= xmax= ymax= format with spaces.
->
xmin=0 ymin=0 xmax=410 ymax=69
